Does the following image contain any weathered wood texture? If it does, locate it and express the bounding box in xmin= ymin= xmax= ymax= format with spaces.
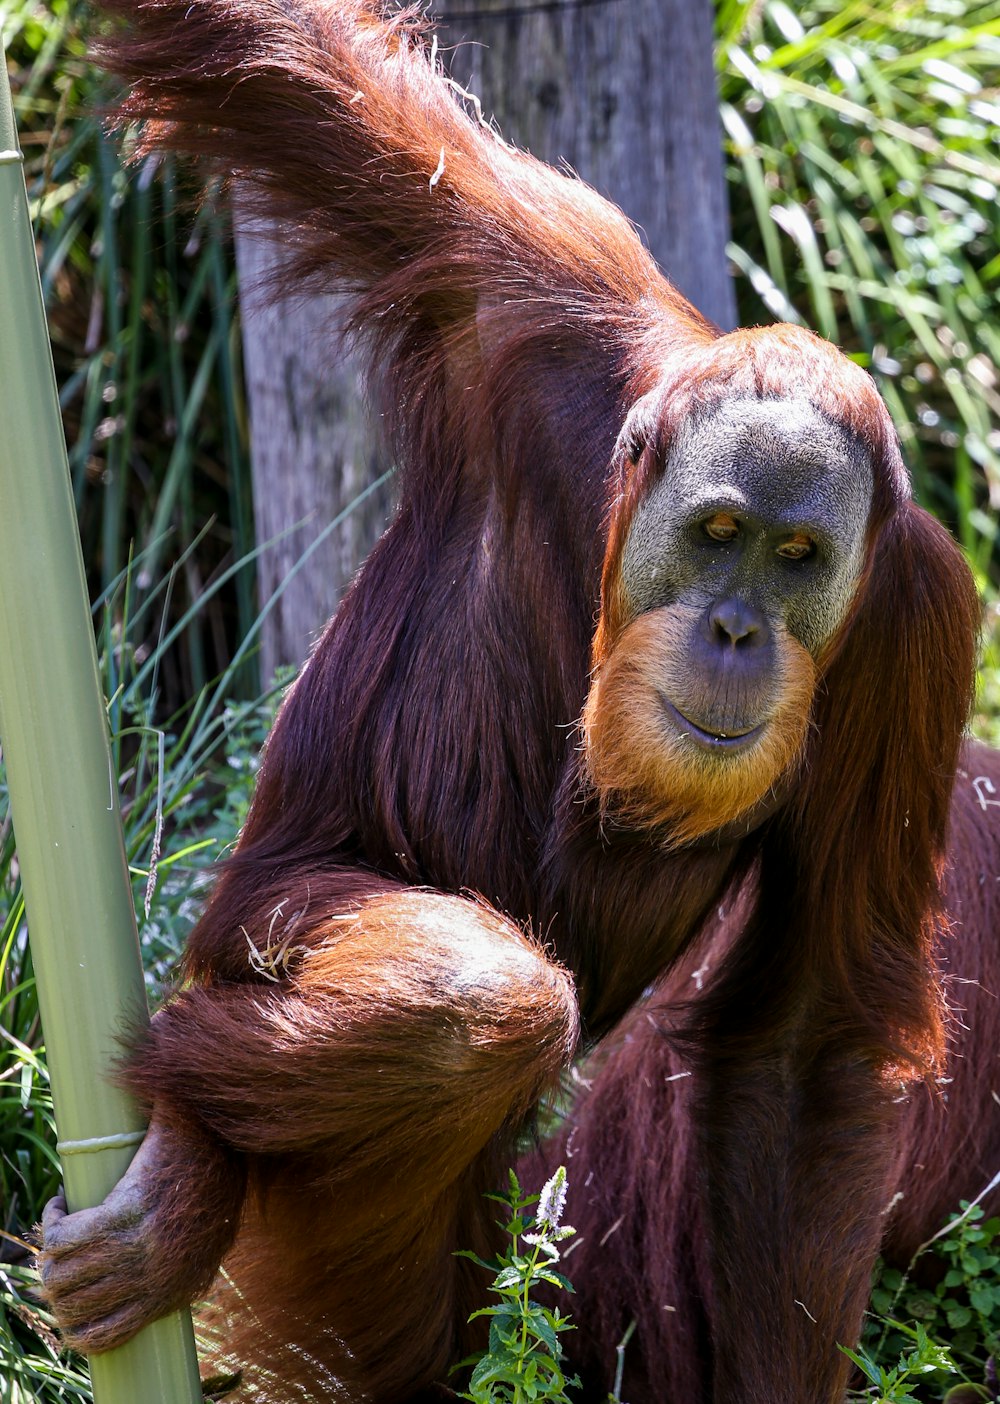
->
xmin=234 ymin=226 xmax=394 ymax=682
xmin=432 ymin=0 xmax=736 ymax=330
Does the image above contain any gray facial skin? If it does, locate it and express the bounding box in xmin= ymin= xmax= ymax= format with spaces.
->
xmin=620 ymin=397 xmax=873 ymax=656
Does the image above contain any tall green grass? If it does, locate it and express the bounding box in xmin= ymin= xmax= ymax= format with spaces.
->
xmin=719 ymin=0 xmax=1000 ymax=590
xmin=0 ymin=565 xmax=284 ymax=1402
xmin=3 ymin=0 xmax=258 ymax=710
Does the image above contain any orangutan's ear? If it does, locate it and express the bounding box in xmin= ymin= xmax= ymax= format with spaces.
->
xmin=615 ymin=391 xmax=663 ymax=467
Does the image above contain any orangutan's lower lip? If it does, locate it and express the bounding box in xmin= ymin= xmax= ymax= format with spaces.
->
xmin=660 ymin=696 xmax=764 ymax=751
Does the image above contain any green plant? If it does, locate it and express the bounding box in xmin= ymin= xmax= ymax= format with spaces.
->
xmin=0 ymin=562 xmax=285 ymax=1403
xmin=4 ymin=0 xmax=256 ymax=710
xmin=606 ymin=1321 xmax=636 ymax=1404
xmin=848 ymin=1199 xmax=1000 ymax=1401
xmin=0 ymin=1257 xmax=92 ymax=1404
xmin=456 ymin=1167 xmax=580 ymax=1404
xmin=718 ymin=0 xmax=1000 ymax=592
xmin=843 ymin=1325 xmax=961 ymax=1403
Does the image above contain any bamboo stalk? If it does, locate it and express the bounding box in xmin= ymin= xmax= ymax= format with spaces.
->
xmin=0 ymin=49 xmax=202 ymax=1404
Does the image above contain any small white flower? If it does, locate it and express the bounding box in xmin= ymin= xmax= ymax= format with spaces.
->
xmin=523 ymin=1232 xmax=560 ymax=1261
xmin=536 ymin=1165 xmax=568 ymax=1233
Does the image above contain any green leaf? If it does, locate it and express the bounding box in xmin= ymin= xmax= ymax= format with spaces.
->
xmin=969 ymin=1287 xmax=995 ymax=1314
xmin=839 ymin=1343 xmax=880 ymax=1384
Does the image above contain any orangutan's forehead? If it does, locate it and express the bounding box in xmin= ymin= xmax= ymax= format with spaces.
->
xmin=662 ymin=396 xmax=873 ymax=534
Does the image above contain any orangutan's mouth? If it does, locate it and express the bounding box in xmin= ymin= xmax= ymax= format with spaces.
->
xmin=661 ymin=696 xmax=765 ymax=752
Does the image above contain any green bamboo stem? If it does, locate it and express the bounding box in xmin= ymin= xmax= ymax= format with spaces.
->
xmin=0 ymin=51 xmax=202 ymax=1404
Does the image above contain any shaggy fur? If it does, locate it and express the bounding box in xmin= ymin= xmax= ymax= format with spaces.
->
xmin=541 ymin=739 xmax=1000 ymax=1403
xmin=36 ymin=4 xmax=991 ymax=1402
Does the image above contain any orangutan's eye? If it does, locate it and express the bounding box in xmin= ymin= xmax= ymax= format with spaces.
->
xmin=703 ymin=513 xmax=740 ymax=543
xmin=776 ymin=534 xmax=815 ymax=562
